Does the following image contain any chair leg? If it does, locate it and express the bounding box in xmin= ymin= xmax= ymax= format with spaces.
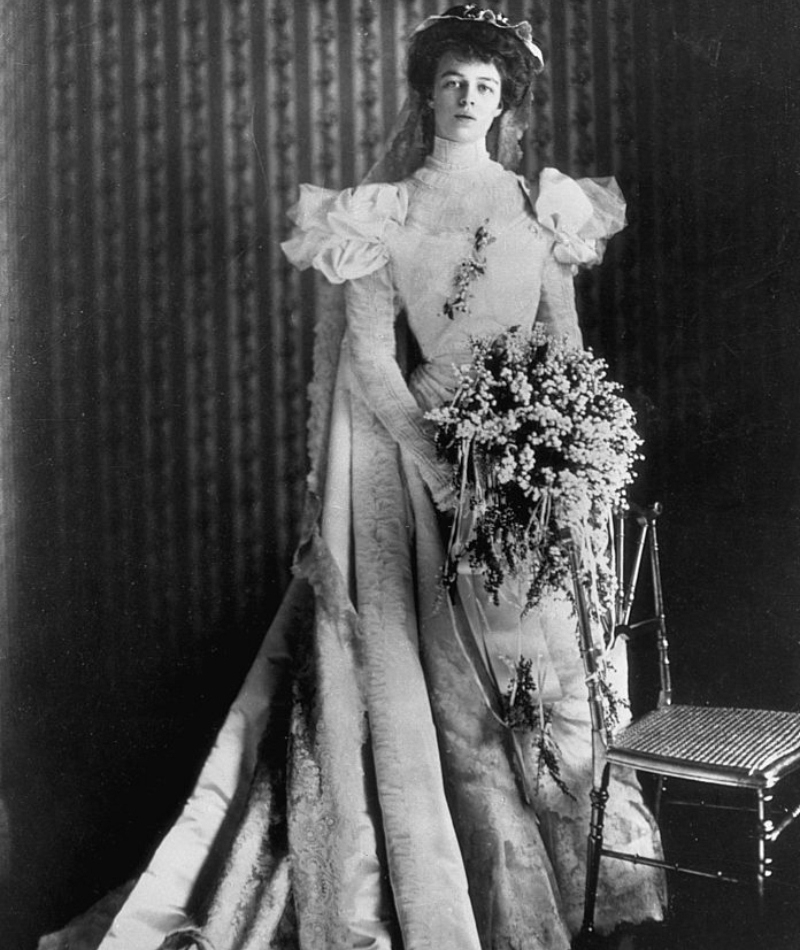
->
xmin=580 ymin=761 xmax=611 ymax=940
xmin=756 ymin=788 xmax=774 ymax=915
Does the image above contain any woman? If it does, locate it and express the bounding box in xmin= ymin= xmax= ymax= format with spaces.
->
xmin=87 ymin=7 xmax=665 ymax=950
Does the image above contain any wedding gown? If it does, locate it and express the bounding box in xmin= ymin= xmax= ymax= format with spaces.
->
xmin=90 ymin=136 xmax=666 ymax=950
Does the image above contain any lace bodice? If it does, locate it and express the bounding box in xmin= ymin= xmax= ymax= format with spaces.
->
xmin=282 ymin=137 xmax=626 ymax=509
xmin=390 ymin=140 xmax=570 ymax=366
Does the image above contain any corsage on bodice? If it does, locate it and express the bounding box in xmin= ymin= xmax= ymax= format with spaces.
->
xmin=388 ymin=148 xmax=545 ymax=370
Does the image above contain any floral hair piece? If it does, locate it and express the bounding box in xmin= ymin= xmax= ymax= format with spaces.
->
xmin=411 ymin=5 xmax=545 ymax=73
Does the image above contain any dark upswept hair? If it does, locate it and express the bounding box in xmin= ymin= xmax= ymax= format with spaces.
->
xmin=406 ymin=11 xmax=540 ymax=113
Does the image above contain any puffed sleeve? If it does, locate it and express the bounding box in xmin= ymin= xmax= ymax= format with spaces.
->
xmin=533 ymin=167 xmax=627 ymax=347
xmin=534 ymin=167 xmax=626 ymax=269
xmin=281 ymin=183 xmax=409 ymax=284
xmin=345 ymin=267 xmax=455 ymax=510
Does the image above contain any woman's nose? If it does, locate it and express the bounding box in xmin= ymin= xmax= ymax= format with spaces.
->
xmin=459 ymin=87 xmax=473 ymax=105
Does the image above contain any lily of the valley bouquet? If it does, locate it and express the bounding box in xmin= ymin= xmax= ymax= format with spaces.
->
xmin=426 ymin=324 xmax=641 ymax=617
xmin=426 ymin=325 xmax=641 ymax=798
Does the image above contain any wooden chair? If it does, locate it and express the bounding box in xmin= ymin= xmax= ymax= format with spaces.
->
xmin=565 ymin=502 xmax=800 ymax=942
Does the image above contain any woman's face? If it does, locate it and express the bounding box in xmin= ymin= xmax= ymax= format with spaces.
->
xmin=430 ymin=53 xmax=503 ymax=145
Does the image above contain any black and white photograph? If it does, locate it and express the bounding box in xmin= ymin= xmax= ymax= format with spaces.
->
xmin=1 ymin=2 xmax=799 ymax=948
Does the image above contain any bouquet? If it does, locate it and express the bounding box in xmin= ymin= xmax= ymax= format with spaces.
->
xmin=426 ymin=324 xmax=642 ymax=617
xmin=426 ymin=325 xmax=640 ymax=799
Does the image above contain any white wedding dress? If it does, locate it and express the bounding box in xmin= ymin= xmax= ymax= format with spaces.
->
xmin=91 ymin=135 xmax=665 ymax=950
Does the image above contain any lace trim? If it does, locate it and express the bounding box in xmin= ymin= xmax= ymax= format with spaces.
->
xmin=425 ymin=135 xmax=491 ymax=170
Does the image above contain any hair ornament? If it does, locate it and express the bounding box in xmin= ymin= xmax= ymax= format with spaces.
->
xmin=411 ymin=5 xmax=545 ymax=72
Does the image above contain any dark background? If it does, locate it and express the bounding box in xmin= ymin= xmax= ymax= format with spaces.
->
xmin=0 ymin=1 xmax=799 ymax=947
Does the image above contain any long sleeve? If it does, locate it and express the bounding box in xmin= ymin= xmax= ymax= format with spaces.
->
xmin=536 ymin=252 xmax=584 ymax=348
xmin=345 ymin=266 xmax=455 ymax=509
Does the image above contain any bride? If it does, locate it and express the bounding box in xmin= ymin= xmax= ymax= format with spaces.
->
xmin=68 ymin=6 xmax=666 ymax=949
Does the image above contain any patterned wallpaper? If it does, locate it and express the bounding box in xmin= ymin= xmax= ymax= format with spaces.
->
xmin=0 ymin=0 xmax=27 ymax=884
xmin=1 ymin=0 xmax=799 ymax=925
xmin=7 ymin=0 xmax=654 ymax=666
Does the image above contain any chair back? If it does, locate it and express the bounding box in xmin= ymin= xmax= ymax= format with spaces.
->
xmin=614 ymin=503 xmax=672 ymax=710
xmin=564 ymin=503 xmax=672 ymax=753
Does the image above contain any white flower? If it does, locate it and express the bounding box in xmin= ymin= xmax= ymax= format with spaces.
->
xmin=425 ymin=325 xmax=642 ymax=613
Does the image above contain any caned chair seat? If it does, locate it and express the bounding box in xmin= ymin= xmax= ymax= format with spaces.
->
xmin=609 ymin=704 xmax=800 ymax=788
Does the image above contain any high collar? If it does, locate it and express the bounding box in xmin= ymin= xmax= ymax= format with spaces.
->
xmin=425 ymin=135 xmax=491 ymax=171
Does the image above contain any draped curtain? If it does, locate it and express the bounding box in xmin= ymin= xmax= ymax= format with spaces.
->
xmin=1 ymin=0 xmax=798 ymax=942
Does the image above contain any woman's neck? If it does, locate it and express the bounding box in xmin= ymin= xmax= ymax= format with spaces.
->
xmin=428 ymin=135 xmax=490 ymax=170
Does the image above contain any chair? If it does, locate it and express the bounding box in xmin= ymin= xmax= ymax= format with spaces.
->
xmin=564 ymin=502 xmax=800 ymax=942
